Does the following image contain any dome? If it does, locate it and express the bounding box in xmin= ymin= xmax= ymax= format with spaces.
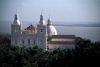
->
xmin=39 ymin=13 xmax=46 ymax=25
xmin=15 ymin=13 xmax=18 ymax=16
xmin=13 ymin=20 xmax=20 ymax=25
xmin=39 ymin=20 xmax=46 ymax=25
xmin=47 ymin=14 xmax=52 ymax=25
xmin=13 ymin=13 xmax=21 ymax=25
xmin=47 ymin=16 xmax=57 ymax=36
xmin=47 ymin=25 xmax=57 ymax=36
xmin=47 ymin=18 xmax=52 ymax=25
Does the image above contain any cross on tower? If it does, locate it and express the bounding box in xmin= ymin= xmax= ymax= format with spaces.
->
xmin=49 ymin=14 xmax=50 ymax=19
xmin=42 ymin=10 xmax=43 ymax=14
xmin=16 ymin=9 xmax=17 ymax=14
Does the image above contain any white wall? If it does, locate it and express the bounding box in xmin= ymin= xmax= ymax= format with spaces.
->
xmin=48 ymin=44 xmax=75 ymax=50
xmin=52 ymin=39 xmax=75 ymax=42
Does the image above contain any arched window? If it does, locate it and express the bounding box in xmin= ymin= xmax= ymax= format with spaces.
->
xmin=41 ymin=29 xmax=43 ymax=32
xmin=15 ymin=28 xmax=18 ymax=32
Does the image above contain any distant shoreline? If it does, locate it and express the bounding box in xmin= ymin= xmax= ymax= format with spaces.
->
xmin=54 ymin=24 xmax=100 ymax=27
xmin=53 ymin=24 xmax=100 ymax=27
xmin=1 ymin=21 xmax=100 ymax=27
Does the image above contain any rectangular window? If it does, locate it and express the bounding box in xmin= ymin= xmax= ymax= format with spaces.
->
xmin=28 ymin=40 xmax=30 ymax=46
xmin=41 ymin=40 xmax=43 ymax=45
xmin=22 ymin=40 xmax=24 ymax=44
xmin=34 ymin=40 xmax=35 ymax=44
xmin=15 ymin=40 xmax=17 ymax=45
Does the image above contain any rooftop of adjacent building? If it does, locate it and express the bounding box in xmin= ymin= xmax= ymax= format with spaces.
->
xmin=47 ymin=35 xmax=76 ymax=45
xmin=52 ymin=35 xmax=76 ymax=39
xmin=24 ymin=24 xmax=36 ymax=31
xmin=47 ymin=41 xmax=75 ymax=45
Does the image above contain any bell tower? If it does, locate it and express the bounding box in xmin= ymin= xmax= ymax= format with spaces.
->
xmin=11 ymin=11 xmax=22 ymax=46
xmin=11 ymin=11 xmax=22 ymax=35
xmin=37 ymin=12 xmax=47 ymax=50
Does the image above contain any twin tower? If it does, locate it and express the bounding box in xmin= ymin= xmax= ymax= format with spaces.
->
xmin=11 ymin=12 xmax=57 ymax=50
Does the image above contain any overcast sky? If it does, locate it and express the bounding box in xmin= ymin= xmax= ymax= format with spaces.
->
xmin=0 ymin=0 xmax=100 ymax=23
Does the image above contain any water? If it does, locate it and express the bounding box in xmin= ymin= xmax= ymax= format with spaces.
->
xmin=55 ymin=26 xmax=100 ymax=42
xmin=0 ymin=21 xmax=100 ymax=42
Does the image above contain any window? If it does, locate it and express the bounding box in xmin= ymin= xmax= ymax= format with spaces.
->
xmin=15 ymin=40 xmax=17 ymax=45
xmin=22 ymin=40 xmax=24 ymax=44
xmin=28 ymin=40 xmax=30 ymax=46
xmin=33 ymin=40 xmax=35 ymax=44
xmin=41 ymin=40 xmax=43 ymax=45
xmin=41 ymin=29 xmax=43 ymax=32
xmin=15 ymin=28 xmax=18 ymax=32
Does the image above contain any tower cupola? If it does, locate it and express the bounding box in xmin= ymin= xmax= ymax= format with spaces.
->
xmin=15 ymin=13 xmax=19 ymax=20
xmin=40 ymin=13 xmax=44 ymax=21
xmin=47 ymin=14 xmax=52 ymax=26
xmin=47 ymin=14 xmax=57 ymax=36
xmin=39 ymin=10 xmax=46 ymax=25
xmin=13 ymin=10 xmax=21 ymax=25
xmin=11 ymin=10 xmax=22 ymax=35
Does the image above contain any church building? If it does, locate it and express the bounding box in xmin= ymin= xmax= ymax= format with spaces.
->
xmin=11 ymin=12 xmax=76 ymax=51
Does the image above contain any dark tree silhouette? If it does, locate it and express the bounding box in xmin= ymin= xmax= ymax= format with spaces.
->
xmin=0 ymin=38 xmax=100 ymax=67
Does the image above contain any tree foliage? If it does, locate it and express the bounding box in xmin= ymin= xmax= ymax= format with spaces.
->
xmin=0 ymin=38 xmax=100 ymax=67
xmin=0 ymin=34 xmax=11 ymax=46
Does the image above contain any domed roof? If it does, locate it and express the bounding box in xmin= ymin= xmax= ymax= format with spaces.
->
xmin=47 ymin=14 xmax=52 ymax=25
xmin=47 ymin=18 xmax=52 ymax=25
xmin=39 ymin=12 xmax=46 ymax=25
xmin=13 ymin=20 xmax=20 ymax=25
xmin=13 ymin=13 xmax=21 ymax=25
xmin=25 ymin=24 xmax=36 ymax=31
xmin=15 ymin=13 xmax=18 ymax=16
xmin=47 ymin=17 xmax=57 ymax=36
xmin=47 ymin=25 xmax=57 ymax=36
xmin=39 ymin=20 xmax=46 ymax=25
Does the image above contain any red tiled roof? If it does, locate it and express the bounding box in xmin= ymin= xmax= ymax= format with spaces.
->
xmin=25 ymin=24 xmax=36 ymax=31
xmin=47 ymin=41 xmax=75 ymax=45
xmin=52 ymin=35 xmax=75 ymax=39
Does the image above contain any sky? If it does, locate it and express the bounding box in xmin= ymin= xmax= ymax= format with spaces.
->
xmin=0 ymin=0 xmax=100 ymax=23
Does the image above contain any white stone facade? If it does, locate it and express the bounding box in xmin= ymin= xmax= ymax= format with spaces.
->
xmin=11 ymin=13 xmax=48 ymax=50
xmin=11 ymin=12 xmax=76 ymax=51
